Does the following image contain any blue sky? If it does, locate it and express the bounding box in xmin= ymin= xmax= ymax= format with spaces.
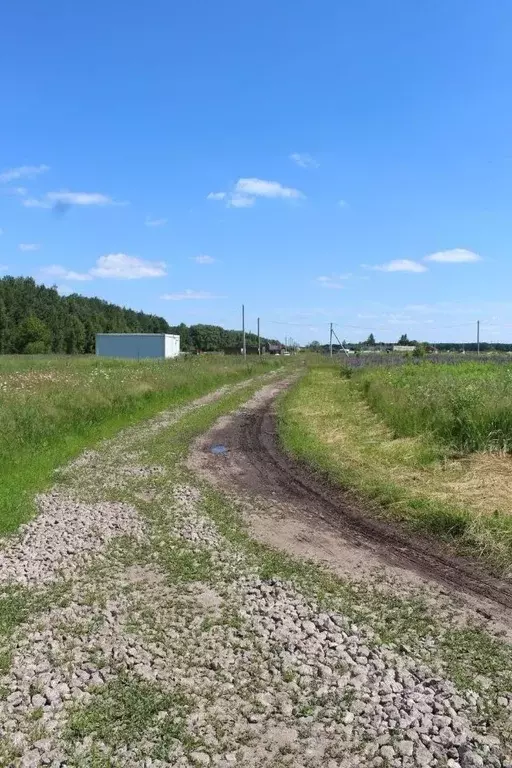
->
xmin=1 ymin=0 xmax=512 ymax=344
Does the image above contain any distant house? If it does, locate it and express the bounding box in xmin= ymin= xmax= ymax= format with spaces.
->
xmin=393 ymin=345 xmax=416 ymax=354
xmin=266 ymin=343 xmax=284 ymax=355
xmin=223 ymin=345 xmax=260 ymax=355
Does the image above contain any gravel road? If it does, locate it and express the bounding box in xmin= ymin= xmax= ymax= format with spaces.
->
xmin=0 ymin=376 xmax=511 ymax=767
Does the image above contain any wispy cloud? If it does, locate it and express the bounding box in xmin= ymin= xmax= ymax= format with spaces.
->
xmin=145 ymin=216 xmax=167 ymax=227
xmin=338 ymin=199 xmax=348 ymax=208
xmin=364 ymin=259 xmax=427 ymax=274
xmin=209 ymin=178 xmax=304 ymax=208
xmin=23 ymin=190 xmax=120 ymax=209
xmin=1 ymin=186 xmax=28 ymax=197
xmin=0 ymin=164 xmax=49 ymax=183
xmin=161 ymin=290 xmax=223 ymax=301
xmin=42 ymin=254 xmax=167 ymax=282
xmin=41 ymin=265 xmax=92 ymax=281
xmin=316 ymin=274 xmax=352 ymax=289
xmin=22 ymin=198 xmax=52 ymax=209
xmin=206 ymin=191 xmax=227 ymax=201
xmin=0 ymin=228 xmax=3 ymax=235
xmin=290 ymin=152 xmax=318 ymax=169
xmin=193 ymin=255 xmax=215 ymax=264
xmin=424 ymin=248 xmax=481 ymax=264
xmin=0 ymin=265 xmax=8 ymax=273
xmin=19 ymin=243 xmax=40 ymax=252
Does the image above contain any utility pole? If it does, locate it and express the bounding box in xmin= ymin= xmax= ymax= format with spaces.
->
xmin=257 ymin=317 xmax=261 ymax=356
xmin=477 ymin=320 xmax=480 ymax=356
xmin=329 ymin=323 xmax=333 ymax=358
xmin=242 ymin=304 xmax=246 ymax=358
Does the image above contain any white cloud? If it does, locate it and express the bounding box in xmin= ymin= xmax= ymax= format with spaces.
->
xmin=47 ymin=191 xmax=115 ymax=206
xmin=0 ymin=164 xmax=49 ymax=183
xmin=23 ymin=190 xmax=119 ymax=209
xmin=145 ymin=216 xmax=167 ymax=227
xmin=235 ymin=178 xmax=303 ymax=200
xmin=19 ymin=243 xmax=40 ymax=252
xmin=22 ymin=198 xmax=52 ymax=209
xmin=365 ymin=259 xmax=427 ymax=273
xmin=338 ymin=199 xmax=348 ymax=208
xmin=193 ymin=254 xmax=215 ymax=264
xmin=424 ymin=248 xmax=481 ymax=264
xmin=228 ymin=193 xmax=255 ymax=208
xmin=209 ymin=178 xmax=304 ymax=208
xmin=316 ymin=274 xmax=352 ymax=289
xmin=41 ymin=265 xmax=92 ymax=281
xmin=161 ymin=290 xmax=222 ymax=301
xmin=90 ymin=254 xmax=166 ymax=279
xmin=42 ymin=254 xmax=167 ymax=282
xmin=290 ymin=152 xmax=318 ymax=169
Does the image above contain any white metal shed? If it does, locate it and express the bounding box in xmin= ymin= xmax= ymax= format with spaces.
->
xmin=95 ymin=333 xmax=180 ymax=360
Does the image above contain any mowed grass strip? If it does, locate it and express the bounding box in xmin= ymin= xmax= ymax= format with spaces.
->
xmin=278 ymin=365 xmax=512 ymax=571
xmin=0 ymin=354 xmax=286 ymax=534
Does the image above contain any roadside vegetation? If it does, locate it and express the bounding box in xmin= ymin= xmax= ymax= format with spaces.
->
xmin=358 ymin=361 xmax=512 ymax=454
xmin=0 ymin=354 xmax=286 ymax=534
xmin=279 ymin=360 xmax=512 ymax=571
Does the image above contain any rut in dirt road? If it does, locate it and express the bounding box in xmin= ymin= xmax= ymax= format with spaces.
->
xmin=189 ymin=377 xmax=512 ymax=625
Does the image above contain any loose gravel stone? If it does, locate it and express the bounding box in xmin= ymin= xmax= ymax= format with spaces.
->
xmin=0 ymin=493 xmax=145 ymax=586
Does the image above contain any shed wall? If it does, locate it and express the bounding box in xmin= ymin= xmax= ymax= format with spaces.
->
xmin=96 ymin=334 xmax=165 ymax=360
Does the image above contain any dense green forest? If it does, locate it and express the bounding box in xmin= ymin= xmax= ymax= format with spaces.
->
xmin=0 ymin=277 xmax=278 ymax=354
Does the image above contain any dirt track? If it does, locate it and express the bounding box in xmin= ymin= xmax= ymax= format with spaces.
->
xmin=189 ymin=378 xmax=512 ymax=630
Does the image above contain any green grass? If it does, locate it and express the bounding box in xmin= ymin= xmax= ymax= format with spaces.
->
xmin=66 ymin=675 xmax=193 ymax=758
xmin=355 ymin=361 xmax=512 ymax=454
xmin=0 ymin=354 xmax=286 ymax=533
xmin=278 ymin=365 xmax=512 ymax=569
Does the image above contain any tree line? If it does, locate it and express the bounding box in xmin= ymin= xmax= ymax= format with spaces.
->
xmin=308 ymin=332 xmax=512 ymax=353
xmin=0 ymin=277 xmax=278 ymax=354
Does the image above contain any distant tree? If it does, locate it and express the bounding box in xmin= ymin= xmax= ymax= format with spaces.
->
xmin=412 ymin=342 xmax=428 ymax=358
xmin=0 ymin=298 xmax=9 ymax=354
xmin=397 ymin=333 xmax=411 ymax=346
xmin=365 ymin=333 xmax=376 ymax=346
xmin=24 ymin=340 xmax=51 ymax=355
xmin=15 ymin=315 xmax=51 ymax=354
xmin=309 ymin=340 xmax=321 ymax=350
xmin=65 ymin=316 xmax=86 ymax=354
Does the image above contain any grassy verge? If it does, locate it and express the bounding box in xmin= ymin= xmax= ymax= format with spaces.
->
xmin=0 ymin=354 xmax=287 ymax=534
xmin=278 ymin=365 xmax=512 ymax=571
xmin=354 ymin=360 xmax=512 ymax=454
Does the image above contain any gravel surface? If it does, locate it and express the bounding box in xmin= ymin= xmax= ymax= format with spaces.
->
xmin=0 ymin=492 xmax=145 ymax=587
xmin=1 ymin=483 xmax=509 ymax=767
xmin=0 ymin=381 xmax=511 ymax=767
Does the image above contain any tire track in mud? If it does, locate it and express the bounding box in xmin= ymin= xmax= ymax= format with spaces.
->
xmin=190 ymin=378 xmax=512 ymax=624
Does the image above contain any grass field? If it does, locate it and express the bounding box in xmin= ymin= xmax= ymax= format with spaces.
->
xmin=279 ymin=361 xmax=512 ymax=571
xmin=0 ymin=354 xmax=287 ymax=534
